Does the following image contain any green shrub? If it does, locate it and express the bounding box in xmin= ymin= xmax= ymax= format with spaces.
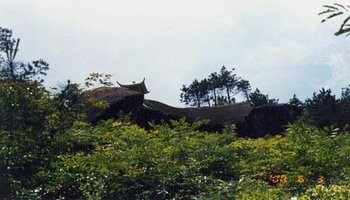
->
xmin=38 ymin=120 xmax=238 ymax=199
xmin=300 ymin=185 xmax=350 ymax=200
xmin=236 ymin=178 xmax=291 ymax=200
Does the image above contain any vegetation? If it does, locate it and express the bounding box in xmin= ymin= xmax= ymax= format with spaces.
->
xmin=301 ymin=86 xmax=350 ymax=130
xmin=248 ymin=88 xmax=278 ymax=107
xmin=288 ymin=94 xmax=304 ymax=108
xmin=0 ymin=27 xmax=49 ymax=82
xmin=180 ymin=66 xmax=277 ymax=107
xmin=320 ymin=3 xmax=350 ymax=36
xmin=2 ymin=9 xmax=350 ymax=198
xmin=2 ymin=113 xmax=350 ymax=199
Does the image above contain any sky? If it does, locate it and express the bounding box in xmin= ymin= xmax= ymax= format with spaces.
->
xmin=1 ymin=0 xmax=350 ymax=106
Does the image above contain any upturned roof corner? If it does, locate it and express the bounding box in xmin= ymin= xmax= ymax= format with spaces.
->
xmin=117 ymin=78 xmax=150 ymax=94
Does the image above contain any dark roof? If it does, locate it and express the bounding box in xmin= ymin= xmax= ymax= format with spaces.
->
xmin=85 ymin=86 xmax=144 ymax=123
xmin=117 ymin=78 xmax=150 ymax=94
xmin=143 ymin=100 xmax=253 ymax=124
xmin=90 ymin=87 xmax=143 ymax=103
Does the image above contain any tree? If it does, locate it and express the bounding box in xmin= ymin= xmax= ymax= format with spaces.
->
xmin=180 ymin=79 xmax=202 ymax=107
xmin=304 ymin=88 xmax=338 ymax=127
xmin=84 ymin=72 xmax=113 ymax=88
xmin=199 ymin=78 xmax=211 ymax=107
xmin=337 ymin=85 xmax=350 ymax=128
xmin=237 ymin=79 xmax=251 ymax=101
xmin=218 ymin=66 xmax=239 ymax=104
xmin=180 ymin=66 xmax=253 ymax=107
xmin=208 ymin=72 xmax=221 ymax=106
xmin=217 ymin=95 xmax=228 ymax=105
xmin=249 ymin=88 xmax=278 ymax=107
xmin=319 ymin=3 xmax=350 ymax=36
xmin=0 ymin=27 xmax=49 ymax=82
xmin=52 ymin=80 xmax=86 ymax=132
xmin=288 ymin=94 xmax=304 ymax=108
xmin=341 ymin=85 xmax=350 ymax=100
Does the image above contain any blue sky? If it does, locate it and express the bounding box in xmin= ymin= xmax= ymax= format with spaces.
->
xmin=1 ymin=0 xmax=350 ymax=106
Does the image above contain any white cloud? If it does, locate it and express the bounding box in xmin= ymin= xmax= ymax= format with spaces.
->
xmin=322 ymin=51 xmax=350 ymax=94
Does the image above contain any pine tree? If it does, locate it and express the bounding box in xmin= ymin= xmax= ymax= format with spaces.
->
xmin=0 ymin=27 xmax=49 ymax=82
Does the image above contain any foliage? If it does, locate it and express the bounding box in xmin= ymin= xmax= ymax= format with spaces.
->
xmin=3 ymin=109 xmax=350 ymax=199
xmin=338 ymin=85 xmax=350 ymax=129
xmin=0 ymin=27 xmax=49 ymax=82
xmin=301 ymin=87 xmax=350 ymax=129
xmin=218 ymin=66 xmax=240 ymax=104
xmin=180 ymin=66 xmax=252 ymax=107
xmin=51 ymin=80 xmax=87 ymax=132
xmin=180 ymin=79 xmax=203 ymax=107
xmin=235 ymin=178 xmax=291 ymax=200
xmin=300 ymin=185 xmax=350 ymax=200
xmin=288 ymin=94 xmax=304 ymax=108
xmin=37 ymin=120 xmax=238 ymax=199
xmin=237 ymin=79 xmax=251 ymax=101
xmin=84 ymin=72 xmax=113 ymax=89
xmin=232 ymin=123 xmax=350 ymax=196
xmin=249 ymin=88 xmax=278 ymax=106
xmin=208 ymin=72 xmax=222 ymax=106
xmin=0 ymin=80 xmax=51 ymax=132
xmin=0 ymin=74 xmax=109 ymax=199
xmin=320 ymin=3 xmax=350 ymax=36
xmin=0 ymin=80 xmax=76 ymax=199
xmin=303 ymin=88 xmax=337 ymax=127
xmin=2 ymin=93 xmax=350 ymax=199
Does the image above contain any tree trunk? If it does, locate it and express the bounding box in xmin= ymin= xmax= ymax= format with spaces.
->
xmin=213 ymin=89 xmax=217 ymax=106
xmin=196 ymin=94 xmax=201 ymax=107
xmin=207 ymin=95 xmax=211 ymax=107
xmin=9 ymin=61 xmax=15 ymax=80
xmin=245 ymin=92 xmax=250 ymax=101
xmin=226 ymin=87 xmax=231 ymax=104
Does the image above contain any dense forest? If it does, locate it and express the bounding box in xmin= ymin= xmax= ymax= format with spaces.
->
xmin=1 ymin=2 xmax=350 ymax=199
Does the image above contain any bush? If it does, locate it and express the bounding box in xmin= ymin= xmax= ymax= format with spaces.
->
xmin=300 ymin=185 xmax=350 ymax=200
xmin=37 ymin=120 xmax=238 ymax=199
xmin=0 ymin=80 xmax=91 ymax=199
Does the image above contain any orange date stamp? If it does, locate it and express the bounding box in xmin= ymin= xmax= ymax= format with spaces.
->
xmin=269 ymin=175 xmax=325 ymax=184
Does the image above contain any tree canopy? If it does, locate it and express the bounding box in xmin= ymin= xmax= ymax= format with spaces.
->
xmin=249 ymin=88 xmax=278 ymax=107
xmin=0 ymin=27 xmax=49 ymax=82
xmin=180 ymin=66 xmax=252 ymax=107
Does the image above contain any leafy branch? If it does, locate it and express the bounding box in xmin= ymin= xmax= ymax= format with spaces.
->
xmin=320 ymin=3 xmax=350 ymax=36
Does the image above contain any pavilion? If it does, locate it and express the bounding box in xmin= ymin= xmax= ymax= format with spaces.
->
xmin=117 ymin=78 xmax=150 ymax=94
